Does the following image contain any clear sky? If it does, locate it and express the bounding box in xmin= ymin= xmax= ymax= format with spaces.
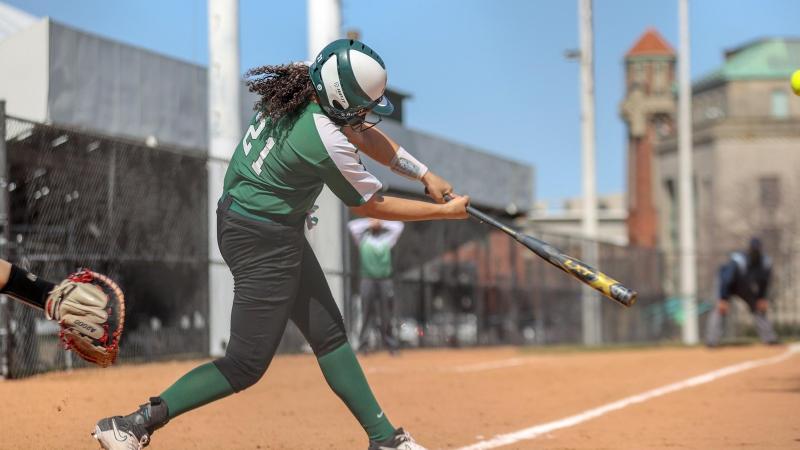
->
xmin=6 ymin=0 xmax=800 ymax=204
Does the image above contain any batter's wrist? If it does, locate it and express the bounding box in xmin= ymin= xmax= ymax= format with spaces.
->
xmin=390 ymin=147 xmax=428 ymax=180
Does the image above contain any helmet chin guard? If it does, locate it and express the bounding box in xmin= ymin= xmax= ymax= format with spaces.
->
xmin=309 ymin=39 xmax=394 ymax=128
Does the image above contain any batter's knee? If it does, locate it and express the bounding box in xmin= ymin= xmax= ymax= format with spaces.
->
xmin=309 ymin=326 xmax=348 ymax=358
xmin=213 ymin=354 xmax=270 ymax=392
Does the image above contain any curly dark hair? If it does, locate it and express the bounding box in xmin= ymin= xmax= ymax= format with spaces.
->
xmin=245 ymin=63 xmax=315 ymax=125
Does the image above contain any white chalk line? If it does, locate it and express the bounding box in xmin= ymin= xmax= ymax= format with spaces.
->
xmin=452 ymin=357 xmax=528 ymax=373
xmin=364 ymin=357 xmax=531 ymax=375
xmin=454 ymin=343 xmax=800 ymax=450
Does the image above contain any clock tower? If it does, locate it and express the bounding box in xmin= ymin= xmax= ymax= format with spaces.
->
xmin=620 ymin=28 xmax=676 ymax=248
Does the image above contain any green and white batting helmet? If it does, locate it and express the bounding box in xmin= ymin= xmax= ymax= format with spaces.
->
xmin=309 ymin=39 xmax=394 ymax=125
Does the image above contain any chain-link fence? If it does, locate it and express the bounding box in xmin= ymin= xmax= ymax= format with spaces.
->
xmin=1 ymin=115 xmax=209 ymax=378
xmin=3 ymin=113 xmax=797 ymax=379
xmin=670 ymin=249 xmax=800 ymax=343
xmin=343 ymin=216 xmax=674 ymax=349
xmin=345 ymin=218 xmax=800 ymax=351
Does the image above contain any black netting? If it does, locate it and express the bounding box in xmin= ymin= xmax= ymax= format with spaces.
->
xmin=2 ymin=115 xmax=797 ymax=379
xmin=1 ymin=117 xmax=208 ymax=378
xmin=346 ymin=211 xmax=676 ymax=349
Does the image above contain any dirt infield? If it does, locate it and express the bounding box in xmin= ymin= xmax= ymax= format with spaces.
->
xmin=1 ymin=343 xmax=798 ymax=449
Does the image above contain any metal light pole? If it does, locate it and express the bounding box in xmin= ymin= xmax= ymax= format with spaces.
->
xmin=578 ymin=0 xmax=601 ymax=346
xmin=0 ymin=100 xmax=11 ymax=377
xmin=306 ymin=0 xmax=348 ymax=319
xmin=678 ymin=0 xmax=698 ymax=344
xmin=207 ymin=0 xmax=241 ymax=356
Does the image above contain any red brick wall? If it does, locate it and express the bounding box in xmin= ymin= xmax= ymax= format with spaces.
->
xmin=627 ymin=123 xmax=658 ymax=247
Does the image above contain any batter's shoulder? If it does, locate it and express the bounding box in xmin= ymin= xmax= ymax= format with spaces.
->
xmin=291 ymin=106 xmax=352 ymax=164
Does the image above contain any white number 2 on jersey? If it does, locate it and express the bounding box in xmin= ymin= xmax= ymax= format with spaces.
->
xmin=241 ymin=117 xmax=273 ymax=176
xmin=242 ymin=118 xmax=266 ymax=155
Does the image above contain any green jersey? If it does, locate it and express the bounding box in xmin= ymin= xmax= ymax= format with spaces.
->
xmin=223 ymin=102 xmax=382 ymax=218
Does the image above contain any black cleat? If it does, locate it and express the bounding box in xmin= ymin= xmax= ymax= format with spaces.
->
xmin=92 ymin=416 xmax=150 ymax=450
xmin=92 ymin=397 xmax=169 ymax=449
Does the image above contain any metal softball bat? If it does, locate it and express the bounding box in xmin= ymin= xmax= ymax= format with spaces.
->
xmin=446 ymin=194 xmax=637 ymax=307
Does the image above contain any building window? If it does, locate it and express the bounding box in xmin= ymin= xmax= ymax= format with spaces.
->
xmin=760 ymin=227 xmax=781 ymax=253
xmin=653 ymin=61 xmax=667 ymax=94
xmin=632 ymin=62 xmax=645 ymax=85
xmin=664 ymin=178 xmax=677 ymax=247
xmin=771 ymin=90 xmax=788 ymax=118
xmin=759 ymin=176 xmax=780 ymax=209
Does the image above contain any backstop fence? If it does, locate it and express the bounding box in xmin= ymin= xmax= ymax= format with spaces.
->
xmin=0 ymin=114 xmax=209 ymax=378
xmin=1 ymin=112 xmax=797 ymax=379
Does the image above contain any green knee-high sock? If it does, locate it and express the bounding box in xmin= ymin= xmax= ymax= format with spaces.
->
xmin=317 ymin=343 xmax=396 ymax=442
xmin=159 ymin=362 xmax=235 ymax=418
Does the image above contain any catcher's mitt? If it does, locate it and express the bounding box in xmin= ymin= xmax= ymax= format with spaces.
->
xmin=44 ymin=270 xmax=125 ymax=367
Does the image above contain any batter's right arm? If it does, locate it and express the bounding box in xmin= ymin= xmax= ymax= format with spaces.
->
xmin=351 ymin=194 xmax=468 ymax=222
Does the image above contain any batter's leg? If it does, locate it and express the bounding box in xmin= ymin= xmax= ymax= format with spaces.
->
xmin=290 ymin=239 xmax=397 ymax=443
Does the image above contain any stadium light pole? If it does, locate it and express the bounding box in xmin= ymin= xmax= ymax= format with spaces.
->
xmin=578 ymin=0 xmax=601 ymax=346
xmin=306 ymin=0 xmax=348 ymax=321
xmin=678 ymin=0 xmax=699 ymax=344
xmin=207 ymin=0 xmax=241 ymax=356
xmin=0 ymin=100 xmax=10 ymax=377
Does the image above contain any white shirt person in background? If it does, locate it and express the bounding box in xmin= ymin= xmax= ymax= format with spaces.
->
xmin=349 ymin=218 xmax=405 ymax=355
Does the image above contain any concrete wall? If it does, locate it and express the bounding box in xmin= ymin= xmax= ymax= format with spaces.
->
xmin=656 ymin=109 xmax=800 ymax=313
xmin=369 ymin=119 xmax=534 ymax=212
xmin=714 ymin=134 xmax=800 ymax=248
xmin=0 ymin=18 xmax=49 ymax=122
xmin=528 ymin=194 xmax=628 ymax=245
xmin=692 ymin=84 xmax=728 ymax=124
xmin=726 ymin=79 xmax=800 ymax=119
xmin=1 ymin=19 xmax=533 ymax=212
xmin=0 ymin=19 xmax=259 ymax=156
xmin=655 ymin=137 xmax=716 ymax=297
xmin=527 ymin=215 xmax=628 ymax=246
xmin=48 ymin=21 xmax=208 ymax=152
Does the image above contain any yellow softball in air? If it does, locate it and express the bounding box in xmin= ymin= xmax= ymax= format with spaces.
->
xmin=792 ymin=70 xmax=800 ymax=96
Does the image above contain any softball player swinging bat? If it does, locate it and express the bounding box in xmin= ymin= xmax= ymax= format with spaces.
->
xmin=92 ymin=39 xmax=467 ymax=450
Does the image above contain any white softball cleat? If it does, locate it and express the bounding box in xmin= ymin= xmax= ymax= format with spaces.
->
xmin=92 ymin=416 xmax=150 ymax=450
xmin=368 ymin=427 xmax=428 ymax=450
